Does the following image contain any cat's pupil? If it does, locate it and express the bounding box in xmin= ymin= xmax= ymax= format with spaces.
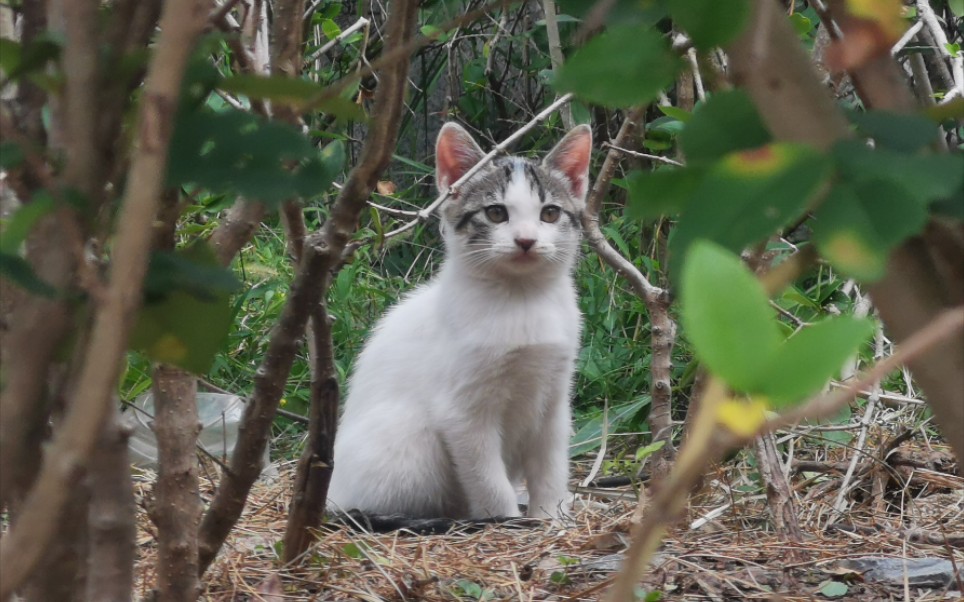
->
xmin=540 ymin=206 xmax=561 ymax=223
xmin=484 ymin=205 xmax=508 ymax=223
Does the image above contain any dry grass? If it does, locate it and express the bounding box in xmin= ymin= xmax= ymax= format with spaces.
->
xmin=134 ymin=433 xmax=963 ymax=601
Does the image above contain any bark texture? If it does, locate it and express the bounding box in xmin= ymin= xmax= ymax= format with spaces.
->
xmin=85 ymin=409 xmax=136 ymax=602
xmin=152 ymin=365 xmax=203 ymax=602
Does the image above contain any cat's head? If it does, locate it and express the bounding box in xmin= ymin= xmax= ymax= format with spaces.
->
xmin=435 ymin=122 xmax=592 ymax=279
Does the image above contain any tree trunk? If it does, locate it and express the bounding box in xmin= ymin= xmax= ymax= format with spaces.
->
xmin=85 ymin=407 xmax=136 ymax=602
xmin=151 ymin=365 xmax=202 ymax=602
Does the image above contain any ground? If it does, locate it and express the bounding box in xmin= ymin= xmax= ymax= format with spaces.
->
xmin=135 ymin=436 xmax=963 ymax=601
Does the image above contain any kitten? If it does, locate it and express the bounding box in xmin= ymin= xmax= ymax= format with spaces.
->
xmin=327 ymin=122 xmax=592 ymax=519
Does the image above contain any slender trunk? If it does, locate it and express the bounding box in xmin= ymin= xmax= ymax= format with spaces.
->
xmin=283 ymin=301 xmax=339 ymax=562
xmin=152 ymin=365 xmax=202 ymax=602
xmin=85 ymin=407 xmax=136 ymax=602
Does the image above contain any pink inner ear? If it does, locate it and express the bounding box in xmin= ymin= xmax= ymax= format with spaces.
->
xmin=547 ymin=128 xmax=592 ymax=200
xmin=436 ymin=125 xmax=484 ymax=192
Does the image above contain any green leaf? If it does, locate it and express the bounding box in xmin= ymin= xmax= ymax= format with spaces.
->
xmin=813 ymin=176 xmax=930 ymax=282
xmin=0 ymin=192 xmax=57 ymax=253
xmin=760 ymin=317 xmax=875 ymax=407
xmin=848 ymin=110 xmax=938 ymax=152
xmin=219 ymin=75 xmax=365 ymax=120
xmin=625 ymin=167 xmax=703 ymax=220
xmin=665 ymin=0 xmax=750 ymax=49
xmin=832 ymin=140 xmax=964 ymax=206
xmin=321 ymin=19 xmax=342 ymax=40
xmin=0 ymin=35 xmax=61 ymax=81
xmin=131 ymin=243 xmax=240 ymax=374
xmin=680 ymin=90 xmax=771 ymax=163
xmin=656 ymin=105 xmax=692 ymax=123
xmin=818 ymin=580 xmax=849 ymax=599
xmin=569 ymin=396 xmax=650 ymax=457
xmin=143 ymin=243 xmax=241 ymax=301
xmin=789 ymin=13 xmax=815 ymax=37
xmin=669 ymin=143 xmax=831 ymax=284
xmin=0 ymin=252 xmax=57 ymax=297
xmin=681 ymin=241 xmax=780 ymax=392
xmin=0 ymin=140 xmax=24 ymax=170
xmin=553 ymin=25 xmax=682 ymax=108
xmin=167 ymin=108 xmax=344 ymax=204
xmin=557 ymin=0 xmax=666 ymax=27
xmin=0 ymin=38 xmax=21 ymax=77
xmin=951 ymin=0 xmax=964 ymax=18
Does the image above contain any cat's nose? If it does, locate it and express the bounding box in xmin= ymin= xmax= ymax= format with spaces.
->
xmin=515 ymin=238 xmax=536 ymax=252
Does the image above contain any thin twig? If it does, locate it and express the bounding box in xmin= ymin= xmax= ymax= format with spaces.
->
xmin=305 ymin=17 xmax=370 ymax=63
xmin=603 ymin=143 xmax=684 ymax=167
xmin=890 ymin=20 xmax=923 ymax=56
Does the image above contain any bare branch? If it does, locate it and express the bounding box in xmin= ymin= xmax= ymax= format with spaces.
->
xmin=305 ymin=17 xmax=370 ymax=63
xmin=602 ymin=142 xmax=684 ymax=167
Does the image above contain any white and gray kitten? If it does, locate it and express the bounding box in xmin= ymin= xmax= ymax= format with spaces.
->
xmin=327 ymin=122 xmax=592 ymax=519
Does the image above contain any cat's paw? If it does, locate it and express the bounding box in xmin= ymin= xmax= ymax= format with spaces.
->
xmin=469 ymin=492 xmax=521 ymax=519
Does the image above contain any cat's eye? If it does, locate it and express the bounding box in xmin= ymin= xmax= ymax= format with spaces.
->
xmin=540 ymin=206 xmax=561 ymax=223
xmin=484 ymin=205 xmax=508 ymax=223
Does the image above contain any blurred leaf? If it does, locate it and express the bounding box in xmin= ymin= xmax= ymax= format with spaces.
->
xmin=167 ymin=108 xmax=344 ymax=204
xmin=760 ymin=317 xmax=875 ymax=407
xmin=0 ymin=192 xmax=57 ymax=253
xmin=553 ymin=25 xmax=681 ymax=108
xmin=626 ymin=167 xmax=703 ymax=220
xmin=0 ymin=252 xmax=57 ymax=297
xmin=0 ymin=34 xmax=61 ymax=81
xmin=832 ymin=140 xmax=964 ymax=206
xmin=0 ymin=141 xmax=24 ymax=169
xmin=924 ymin=97 xmax=964 ymax=122
xmin=717 ymin=397 xmax=768 ymax=437
xmin=0 ymin=38 xmax=21 ymax=76
xmin=812 ymin=183 xmax=893 ymax=281
xmin=951 ymin=0 xmax=964 ymax=17
xmin=848 ymin=110 xmax=938 ymax=152
xmin=680 ymin=90 xmax=771 ymax=163
xmin=656 ymin=105 xmax=691 ymax=123
xmin=144 ymin=242 xmax=241 ymax=301
xmin=132 ymin=243 xmax=240 ymax=374
xmin=220 ymin=74 xmax=324 ymax=103
xmin=665 ymin=0 xmax=750 ymax=49
xmin=219 ymin=75 xmax=365 ymax=120
xmin=669 ymin=144 xmax=830 ymax=283
xmin=556 ymin=0 xmax=666 ymax=26
xmin=321 ymin=19 xmax=341 ymax=40
xmin=789 ymin=13 xmax=815 ymax=37
xmin=681 ymin=241 xmax=780 ymax=392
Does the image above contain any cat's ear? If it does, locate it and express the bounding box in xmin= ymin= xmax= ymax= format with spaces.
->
xmin=436 ymin=123 xmax=486 ymax=194
xmin=543 ymin=124 xmax=592 ymax=201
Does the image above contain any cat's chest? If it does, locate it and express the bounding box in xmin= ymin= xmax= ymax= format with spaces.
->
xmin=439 ymin=283 xmax=580 ymax=349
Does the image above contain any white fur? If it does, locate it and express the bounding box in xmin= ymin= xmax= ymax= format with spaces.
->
xmin=328 ymin=127 xmax=587 ymax=519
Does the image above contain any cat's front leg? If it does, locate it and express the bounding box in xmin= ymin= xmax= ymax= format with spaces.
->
xmin=523 ymin=393 xmax=571 ymax=519
xmin=441 ymin=423 xmax=520 ymax=518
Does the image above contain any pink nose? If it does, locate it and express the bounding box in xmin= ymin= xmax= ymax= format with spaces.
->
xmin=515 ymin=238 xmax=535 ymax=252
